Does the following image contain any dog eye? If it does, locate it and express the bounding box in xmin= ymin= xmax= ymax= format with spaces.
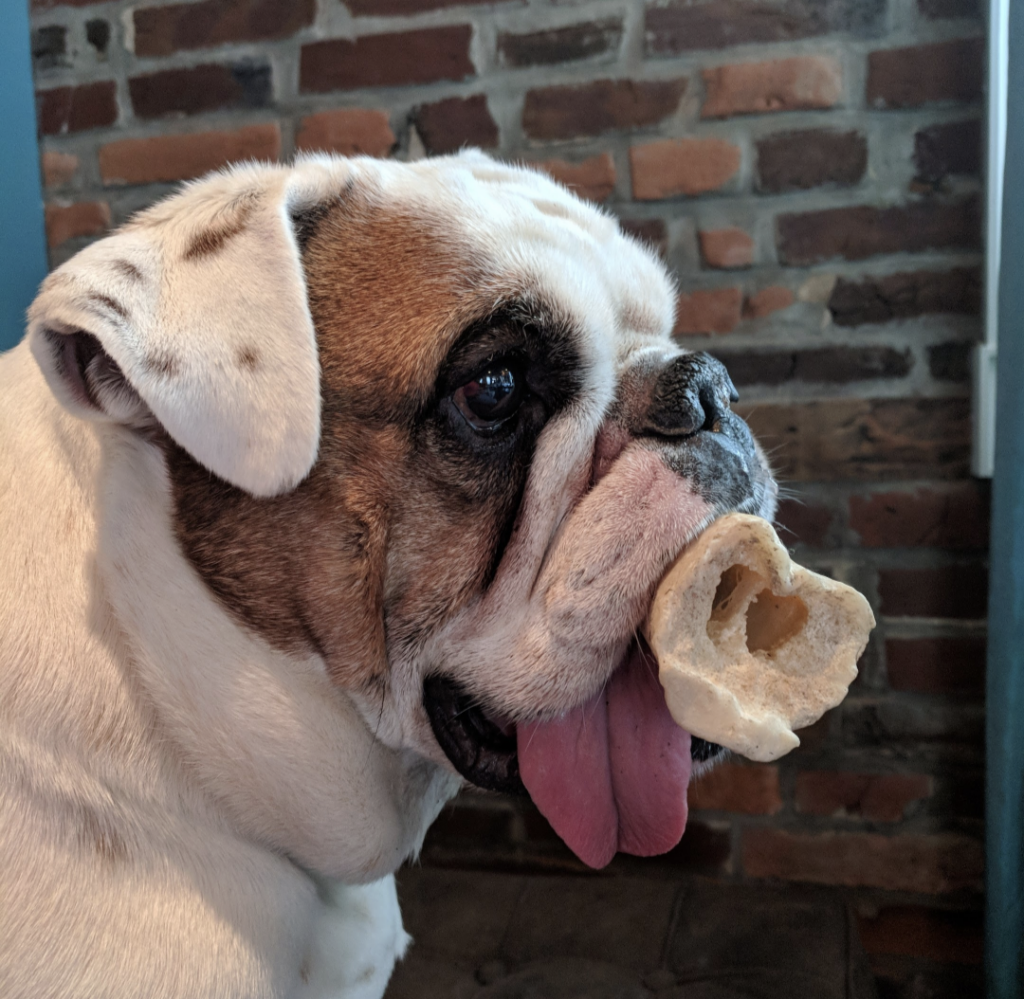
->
xmin=453 ymin=361 xmax=523 ymax=433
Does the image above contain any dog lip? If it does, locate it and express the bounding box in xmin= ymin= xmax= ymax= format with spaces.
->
xmin=422 ymin=675 xmax=528 ymax=796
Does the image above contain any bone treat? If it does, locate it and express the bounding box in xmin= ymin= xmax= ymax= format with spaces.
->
xmin=645 ymin=513 xmax=874 ymax=762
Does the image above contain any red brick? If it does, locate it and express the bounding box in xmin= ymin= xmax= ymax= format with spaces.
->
xmin=497 ymin=18 xmax=622 ymax=68
xmin=129 ymin=62 xmax=271 ymax=119
xmin=631 ymin=138 xmax=740 ymax=200
xmin=689 ymin=762 xmax=782 ymax=815
xmin=878 ymin=565 xmax=988 ymax=619
xmin=829 ymin=267 xmax=981 ymax=326
xmin=674 ymin=288 xmax=743 ymax=335
xmin=744 ymin=285 xmax=794 ymax=319
xmin=36 ymin=81 xmax=117 ymax=135
xmin=867 ymin=38 xmax=984 ymax=108
xmin=99 ymin=123 xmax=281 ymax=185
xmin=857 ymin=906 xmax=984 ymax=964
xmin=295 ymin=109 xmax=395 ymax=157
xmin=645 ymin=0 xmax=884 ymax=55
xmin=619 ymin=218 xmax=668 ymax=257
xmin=522 ymin=78 xmax=686 ymax=141
xmin=300 ymin=27 xmax=474 ymax=94
xmin=534 ymin=154 xmax=616 ymax=203
xmin=850 ymin=485 xmax=990 ymax=550
xmin=699 ymin=227 xmax=753 ymax=269
xmin=795 ymin=772 xmax=932 ymax=822
xmin=774 ymin=498 xmax=833 ymax=547
xmin=886 ymin=637 xmax=986 ymax=694
xmin=44 ymin=201 xmax=111 ymax=248
xmin=915 ymin=118 xmax=982 ymax=183
xmin=702 ymin=56 xmax=842 ymax=118
xmin=744 ymin=398 xmax=971 ymax=481
xmin=742 ymin=829 xmax=983 ymax=893
xmin=134 ymin=0 xmax=315 ymax=57
xmin=41 ymin=150 xmax=80 ymax=188
xmin=757 ymin=129 xmax=866 ymax=192
xmin=776 ymin=199 xmax=980 ymax=265
xmin=414 ymin=95 xmax=498 ymax=155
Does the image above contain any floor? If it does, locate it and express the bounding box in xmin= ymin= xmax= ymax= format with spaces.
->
xmin=385 ymin=866 xmax=879 ymax=999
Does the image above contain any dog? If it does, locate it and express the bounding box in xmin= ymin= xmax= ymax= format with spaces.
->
xmin=0 ymin=151 xmax=776 ymax=998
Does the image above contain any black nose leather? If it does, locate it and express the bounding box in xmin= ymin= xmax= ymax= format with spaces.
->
xmin=642 ymin=352 xmax=739 ymax=438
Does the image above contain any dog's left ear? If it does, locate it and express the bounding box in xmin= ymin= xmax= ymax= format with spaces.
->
xmin=28 ymin=167 xmax=330 ymax=498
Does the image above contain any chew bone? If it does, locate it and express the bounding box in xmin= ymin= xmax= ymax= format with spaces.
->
xmin=645 ymin=513 xmax=874 ymax=762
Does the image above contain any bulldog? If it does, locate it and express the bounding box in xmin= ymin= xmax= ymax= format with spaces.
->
xmin=0 ymin=152 xmax=775 ymax=998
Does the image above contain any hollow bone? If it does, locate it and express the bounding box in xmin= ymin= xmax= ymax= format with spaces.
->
xmin=645 ymin=513 xmax=875 ymax=763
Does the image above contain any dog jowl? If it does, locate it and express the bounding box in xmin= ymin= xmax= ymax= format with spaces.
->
xmin=0 ymin=152 xmax=774 ymax=997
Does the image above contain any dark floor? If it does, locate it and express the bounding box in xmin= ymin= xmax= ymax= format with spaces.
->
xmin=386 ymin=867 xmax=879 ymax=999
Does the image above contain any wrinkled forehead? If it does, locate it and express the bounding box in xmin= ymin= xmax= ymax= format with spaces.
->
xmin=367 ymin=152 xmax=679 ymax=369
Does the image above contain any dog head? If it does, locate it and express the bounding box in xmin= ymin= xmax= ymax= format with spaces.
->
xmin=28 ymin=152 xmax=775 ymax=871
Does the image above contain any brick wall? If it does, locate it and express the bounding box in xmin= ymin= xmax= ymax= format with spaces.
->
xmin=29 ymin=0 xmax=987 ymax=994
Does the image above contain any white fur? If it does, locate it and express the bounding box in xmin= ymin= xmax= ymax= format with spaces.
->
xmin=1 ymin=152 xmax=773 ymax=998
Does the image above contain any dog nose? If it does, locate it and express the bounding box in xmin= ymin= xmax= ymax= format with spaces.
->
xmin=641 ymin=352 xmax=739 ymax=438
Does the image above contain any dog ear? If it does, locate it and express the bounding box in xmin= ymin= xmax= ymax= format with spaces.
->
xmin=27 ymin=167 xmax=327 ymax=498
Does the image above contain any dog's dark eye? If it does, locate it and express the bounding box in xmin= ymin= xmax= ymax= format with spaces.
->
xmin=453 ymin=361 xmax=523 ymax=433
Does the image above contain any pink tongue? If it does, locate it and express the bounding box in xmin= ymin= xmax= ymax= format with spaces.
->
xmin=517 ymin=643 xmax=692 ymax=869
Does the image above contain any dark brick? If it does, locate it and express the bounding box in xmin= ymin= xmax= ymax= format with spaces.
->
xmin=413 ymin=95 xmax=498 ymax=155
xmin=829 ymin=268 xmax=981 ymax=326
xmin=843 ymin=698 xmax=984 ymax=755
xmin=713 ymin=346 xmax=912 ymax=387
xmin=32 ymin=26 xmax=68 ymax=70
xmin=422 ymin=802 xmax=515 ymax=849
xmin=774 ymin=497 xmax=834 ymax=547
xmin=919 ymin=0 xmax=981 ymax=18
xmin=886 ymin=637 xmax=986 ymax=694
xmin=661 ymin=820 xmax=732 ymax=872
xmin=776 ymin=199 xmax=980 ymax=265
xmin=929 ymin=342 xmax=972 ymax=383
xmin=134 ymin=0 xmax=316 ymax=58
xmin=915 ymin=119 xmax=982 ymax=183
xmin=497 ymin=18 xmax=622 ymax=68
xmin=86 ymin=19 xmax=110 ymax=55
xmin=873 ymin=962 xmax=984 ymax=999
xmin=757 ymin=129 xmax=867 ymax=192
xmin=868 ymin=38 xmax=984 ymax=108
xmin=345 ymin=0 xmax=510 ymax=11
xmin=129 ymin=62 xmax=271 ymax=119
xmin=36 ymin=81 xmax=117 ymax=135
xmin=300 ymin=27 xmax=474 ymax=93
xmin=879 ymin=564 xmax=988 ymax=619
xmin=850 ymin=484 xmax=990 ymax=549
xmin=645 ymin=0 xmax=885 ymax=55
xmin=858 ymin=906 xmax=984 ymax=964
xmin=523 ymin=78 xmax=686 ymax=141
xmin=744 ymin=398 xmax=971 ymax=481
xmin=619 ymin=218 xmax=668 ymax=257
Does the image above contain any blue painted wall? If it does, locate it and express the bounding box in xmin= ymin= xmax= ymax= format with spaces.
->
xmin=1 ymin=3 xmax=48 ymax=351
xmin=987 ymin=0 xmax=1024 ymax=994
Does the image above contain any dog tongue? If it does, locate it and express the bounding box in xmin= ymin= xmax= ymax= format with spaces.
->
xmin=517 ymin=642 xmax=692 ymax=869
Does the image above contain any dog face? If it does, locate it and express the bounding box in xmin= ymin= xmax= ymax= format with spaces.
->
xmin=28 ymin=152 xmax=775 ymax=871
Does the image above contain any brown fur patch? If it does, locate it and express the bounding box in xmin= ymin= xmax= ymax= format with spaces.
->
xmin=236 ymin=345 xmax=260 ymax=370
xmin=181 ymin=195 xmax=257 ymax=262
xmin=113 ymin=259 xmax=144 ymax=282
xmin=167 ymin=191 xmax=516 ymax=689
xmin=145 ymin=351 xmax=180 ymax=378
xmin=87 ymin=292 xmax=130 ymax=320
